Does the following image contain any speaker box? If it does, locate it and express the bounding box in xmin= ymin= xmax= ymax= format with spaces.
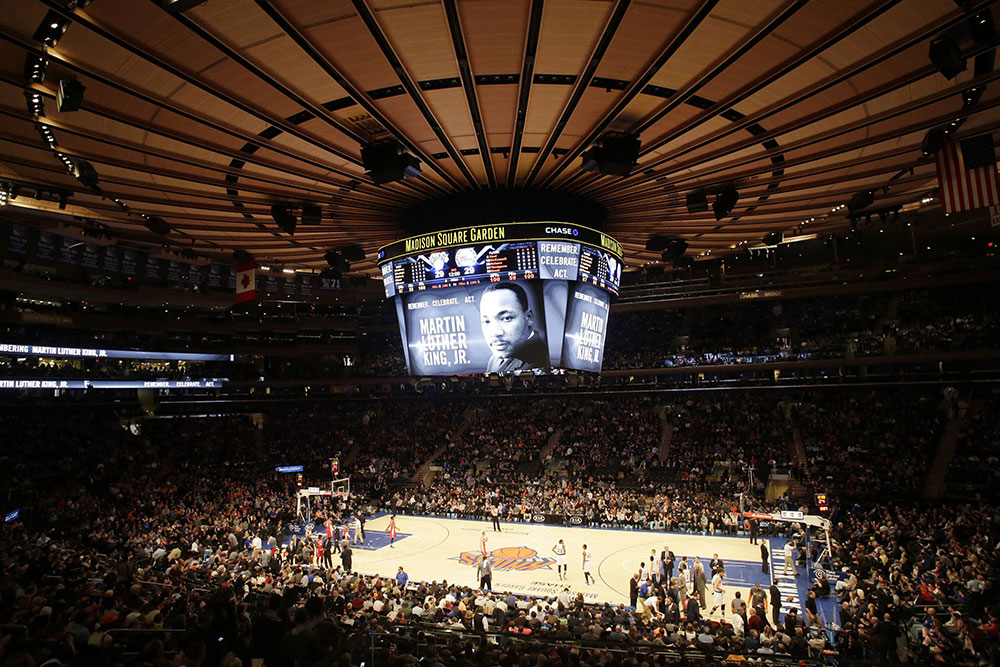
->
xmin=301 ymin=203 xmax=321 ymax=225
xmin=686 ymin=191 xmax=708 ymax=214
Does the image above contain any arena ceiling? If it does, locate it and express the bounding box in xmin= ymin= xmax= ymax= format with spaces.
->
xmin=0 ymin=0 xmax=997 ymax=276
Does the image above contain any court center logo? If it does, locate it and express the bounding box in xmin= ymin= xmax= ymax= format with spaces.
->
xmin=452 ymin=546 xmax=555 ymax=571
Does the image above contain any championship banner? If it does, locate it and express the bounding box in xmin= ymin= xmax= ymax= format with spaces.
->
xmin=235 ymin=261 xmax=255 ymax=303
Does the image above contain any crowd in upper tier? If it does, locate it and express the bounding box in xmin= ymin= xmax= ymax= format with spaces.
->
xmin=3 ymin=282 xmax=998 ymax=384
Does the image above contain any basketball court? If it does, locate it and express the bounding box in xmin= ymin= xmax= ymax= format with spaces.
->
xmin=341 ymin=515 xmax=810 ymax=620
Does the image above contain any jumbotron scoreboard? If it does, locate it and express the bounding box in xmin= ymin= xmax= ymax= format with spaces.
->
xmin=377 ymin=222 xmax=624 ymax=376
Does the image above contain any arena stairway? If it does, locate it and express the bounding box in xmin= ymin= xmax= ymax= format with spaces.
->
xmin=922 ymin=398 xmax=970 ymax=500
xmin=784 ymin=423 xmax=811 ymax=502
xmin=658 ymin=414 xmax=673 ymax=461
xmin=406 ymin=405 xmax=480 ymax=489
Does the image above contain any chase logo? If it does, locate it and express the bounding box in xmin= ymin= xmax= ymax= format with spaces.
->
xmin=545 ymin=226 xmax=578 ymax=236
xmin=451 ymin=546 xmax=555 ymax=571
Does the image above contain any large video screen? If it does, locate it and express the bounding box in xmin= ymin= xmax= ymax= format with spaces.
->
xmin=377 ymin=222 xmax=622 ymax=376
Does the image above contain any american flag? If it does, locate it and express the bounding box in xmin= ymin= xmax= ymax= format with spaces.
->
xmin=935 ymin=133 xmax=1000 ymax=214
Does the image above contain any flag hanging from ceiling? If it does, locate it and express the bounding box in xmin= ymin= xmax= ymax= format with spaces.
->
xmin=235 ymin=261 xmax=255 ymax=303
xmin=935 ymin=133 xmax=1000 ymax=214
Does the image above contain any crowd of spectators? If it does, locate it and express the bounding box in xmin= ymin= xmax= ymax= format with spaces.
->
xmin=795 ymin=389 xmax=946 ymax=499
xmin=438 ymin=399 xmax=562 ymax=476
xmin=1 ymin=385 xmax=998 ymax=666
xmin=946 ymin=391 xmax=1000 ymax=501
xmin=5 ymin=282 xmax=998 ymax=383
xmin=895 ymin=285 xmax=1000 ymax=355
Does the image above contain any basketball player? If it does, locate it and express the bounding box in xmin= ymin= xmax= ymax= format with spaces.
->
xmin=385 ymin=514 xmax=398 ymax=548
xmin=480 ymin=531 xmax=488 ymax=559
xmin=582 ymin=544 xmax=594 ymax=585
xmin=552 ymin=539 xmax=568 ymax=580
xmin=710 ymin=568 xmax=726 ymax=617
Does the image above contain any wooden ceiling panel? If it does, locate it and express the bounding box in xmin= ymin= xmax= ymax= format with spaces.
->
xmin=459 ymin=0 xmax=531 ymax=75
xmin=0 ymin=0 xmax=984 ymax=270
xmin=533 ymin=0 xmax=615 ymax=74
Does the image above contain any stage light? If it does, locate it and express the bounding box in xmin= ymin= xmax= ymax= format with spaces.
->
xmin=712 ymin=187 xmax=739 ymax=221
xmin=26 ymin=92 xmax=45 ymax=121
xmin=763 ymin=231 xmax=783 ymax=245
xmin=57 ymin=78 xmax=85 ymax=112
xmin=25 ymin=54 xmax=47 ymax=84
xmin=580 ymin=132 xmax=641 ymax=177
xmin=0 ymin=183 xmax=8 ymax=207
xmin=361 ymin=139 xmax=421 ymax=185
xmin=33 ymin=11 xmax=70 ymax=47
xmin=270 ymin=203 xmax=296 ymax=235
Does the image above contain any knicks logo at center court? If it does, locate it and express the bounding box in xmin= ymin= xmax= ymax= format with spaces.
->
xmin=452 ymin=546 xmax=554 ymax=571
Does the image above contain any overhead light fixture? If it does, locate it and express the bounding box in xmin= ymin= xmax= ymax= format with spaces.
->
xmin=0 ymin=183 xmax=8 ymax=207
xmin=763 ymin=231 xmax=783 ymax=245
xmin=270 ymin=203 xmax=296 ymax=235
xmin=24 ymin=54 xmax=47 ymax=84
xmin=32 ymin=11 xmax=71 ymax=47
xmin=57 ymin=78 xmax=85 ymax=112
xmin=27 ymin=93 xmax=45 ymax=122
xmin=361 ymin=139 xmax=421 ymax=185
xmin=158 ymin=0 xmax=209 ymax=11
xmin=580 ymin=132 xmax=641 ymax=177
xmin=712 ymin=187 xmax=739 ymax=221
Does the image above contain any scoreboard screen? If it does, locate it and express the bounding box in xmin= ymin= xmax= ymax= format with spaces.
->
xmin=390 ymin=241 xmax=539 ymax=294
xmin=377 ymin=222 xmax=623 ymax=376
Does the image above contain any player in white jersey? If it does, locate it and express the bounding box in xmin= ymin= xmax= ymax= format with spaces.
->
xmin=582 ymin=544 xmax=594 ymax=585
xmin=710 ymin=569 xmax=726 ymax=616
xmin=552 ymin=539 xmax=568 ymax=580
